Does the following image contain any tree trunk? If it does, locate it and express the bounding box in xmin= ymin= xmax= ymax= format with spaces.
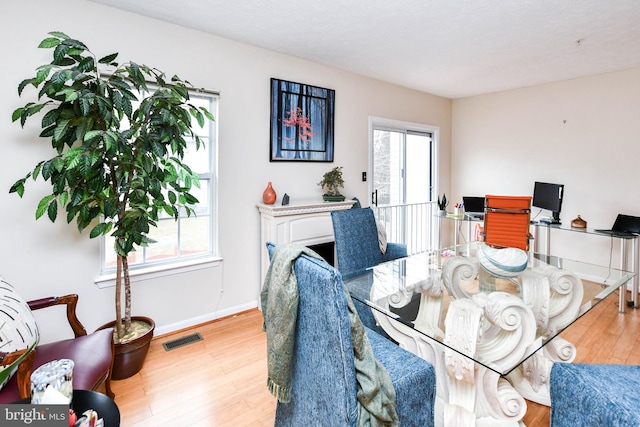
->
xmin=123 ymin=255 xmax=131 ymax=332
xmin=115 ymin=254 xmax=123 ymax=340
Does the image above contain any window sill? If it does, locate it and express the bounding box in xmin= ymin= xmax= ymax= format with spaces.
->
xmin=95 ymin=256 xmax=223 ymax=289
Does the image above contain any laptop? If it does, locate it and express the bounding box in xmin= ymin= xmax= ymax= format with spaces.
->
xmin=595 ymin=214 xmax=640 ymax=237
xmin=463 ymin=196 xmax=485 ymax=220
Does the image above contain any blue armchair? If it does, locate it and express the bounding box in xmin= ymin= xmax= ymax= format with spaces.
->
xmin=331 ymin=207 xmax=407 ymax=280
xmin=265 ymin=243 xmax=435 ymax=427
xmin=550 ymin=363 xmax=640 ymax=426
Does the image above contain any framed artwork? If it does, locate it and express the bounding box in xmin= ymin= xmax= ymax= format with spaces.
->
xmin=270 ymin=78 xmax=335 ymax=162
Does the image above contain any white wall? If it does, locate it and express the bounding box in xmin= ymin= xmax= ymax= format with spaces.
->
xmin=0 ymin=0 xmax=451 ymax=342
xmin=452 ymin=68 xmax=640 ymax=265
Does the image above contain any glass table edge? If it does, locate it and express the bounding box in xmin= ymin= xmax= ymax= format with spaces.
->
xmin=344 ymin=248 xmax=636 ymax=377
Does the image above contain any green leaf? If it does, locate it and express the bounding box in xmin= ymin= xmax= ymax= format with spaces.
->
xmin=41 ymin=159 xmax=55 ymax=180
xmin=98 ymin=52 xmax=119 ymax=64
xmin=53 ymin=43 xmax=69 ymax=64
xmin=62 ymin=38 xmax=88 ymax=51
xmin=18 ymin=78 xmax=37 ymax=95
xmin=83 ymin=130 xmax=103 ymax=143
xmin=32 ymin=163 xmax=43 ymax=180
xmin=183 ymin=193 xmax=199 ymax=205
xmin=79 ymin=155 xmax=91 ymax=177
xmin=90 ymin=222 xmax=112 ymax=238
xmin=59 ymin=191 xmax=69 ymax=208
xmin=48 ymin=31 xmax=70 ymax=40
xmin=40 ymin=124 xmax=56 ymax=138
xmin=53 ymin=157 xmax=65 ymax=172
xmin=38 ymin=37 xmax=60 ymax=49
xmin=78 ymin=56 xmax=94 ymax=72
xmin=36 ymin=195 xmax=55 ymax=220
xmin=53 ymin=118 xmax=71 ymax=142
xmin=200 ymin=107 xmax=215 ymax=122
xmin=79 ymin=97 xmax=91 ymax=116
xmin=9 ymin=177 xmax=27 ymax=197
xmin=26 ymin=103 xmax=47 ymax=117
xmin=168 ymin=191 xmax=177 ymax=204
xmin=172 ymin=84 xmax=189 ymax=100
xmin=50 ymin=70 xmax=67 ymax=89
xmin=62 ymin=89 xmax=79 ymax=102
xmin=103 ymin=131 xmax=117 ymax=149
xmin=11 ymin=108 xmax=24 ymax=123
xmin=190 ymin=107 xmax=205 ymax=127
xmin=35 ymin=65 xmax=53 ymax=84
xmin=64 ymin=147 xmax=83 ymax=169
xmin=163 ymin=205 xmax=175 ymax=217
xmin=47 ymin=199 xmax=58 ymax=222
xmin=41 ymin=109 xmax=59 ymax=127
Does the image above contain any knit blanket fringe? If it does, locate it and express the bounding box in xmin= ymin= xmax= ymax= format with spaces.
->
xmin=267 ymin=377 xmax=291 ymax=403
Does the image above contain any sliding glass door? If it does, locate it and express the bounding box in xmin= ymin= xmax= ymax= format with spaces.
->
xmin=370 ymin=118 xmax=439 ymax=252
xmin=372 ymin=127 xmax=434 ymax=206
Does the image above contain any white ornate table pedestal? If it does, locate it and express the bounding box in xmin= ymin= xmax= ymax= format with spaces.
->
xmin=443 ymin=293 xmax=535 ymax=427
xmin=367 ymin=253 xmax=586 ymax=427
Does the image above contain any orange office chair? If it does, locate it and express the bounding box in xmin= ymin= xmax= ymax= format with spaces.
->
xmin=483 ymin=195 xmax=532 ymax=251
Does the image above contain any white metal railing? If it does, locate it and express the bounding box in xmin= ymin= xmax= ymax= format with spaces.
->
xmin=372 ymin=202 xmax=438 ymax=255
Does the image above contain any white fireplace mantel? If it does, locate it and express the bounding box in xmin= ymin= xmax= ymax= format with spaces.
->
xmin=257 ymin=199 xmax=355 ymax=289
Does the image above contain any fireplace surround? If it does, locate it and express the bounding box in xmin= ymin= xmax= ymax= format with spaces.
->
xmin=257 ymin=199 xmax=355 ymax=289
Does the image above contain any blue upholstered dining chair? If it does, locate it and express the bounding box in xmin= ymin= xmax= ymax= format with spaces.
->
xmin=264 ymin=243 xmax=435 ymax=427
xmin=330 ymin=207 xmax=407 ymax=279
xmin=331 ymin=207 xmax=408 ymax=335
xmin=550 ymin=363 xmax=640 ymax=426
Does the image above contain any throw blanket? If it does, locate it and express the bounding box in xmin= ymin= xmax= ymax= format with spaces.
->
xmin=261 ymin=243 xmax=399 ymax=426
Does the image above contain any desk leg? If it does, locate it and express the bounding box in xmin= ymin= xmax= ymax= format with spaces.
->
xmin=633 ymin=238 xmax=639 ymax=307
xmin=533 ymin=224 xmax=551 ymax=256
xmin=545 ymin=225 xmax=550 ymax=255
xmin=620 ymin=239 xmax=628 ymax=313
xmin=454 ymin=219 xmax=460 ymax=246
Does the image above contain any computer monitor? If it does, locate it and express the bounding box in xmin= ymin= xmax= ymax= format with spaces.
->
xmin=532 ymin=181 xmax=564 ymax=223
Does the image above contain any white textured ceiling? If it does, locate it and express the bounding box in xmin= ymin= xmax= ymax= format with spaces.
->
xmin=89 ymin=0 xmax=640 ymax=99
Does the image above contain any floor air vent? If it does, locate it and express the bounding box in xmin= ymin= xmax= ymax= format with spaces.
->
xmin=162 ymin=332 xmax=203 ymax=351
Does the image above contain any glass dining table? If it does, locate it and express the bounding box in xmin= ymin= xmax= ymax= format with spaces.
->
xmin=343 ymin=241 xmax=634 ymax=427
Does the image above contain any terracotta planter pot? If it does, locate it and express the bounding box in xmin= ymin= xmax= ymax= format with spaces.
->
xmin=98 ymin=316 xmax=155 ymax=380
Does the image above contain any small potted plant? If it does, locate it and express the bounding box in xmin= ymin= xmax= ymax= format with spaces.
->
xmin=437 ymin=194 xmax=449 ymax=216
xmin=318 ymin=166 xmax=345 ymax=202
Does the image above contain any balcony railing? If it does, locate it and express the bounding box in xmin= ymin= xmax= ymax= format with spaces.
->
xmin=372 ymin=202 xmax=439 ymax=255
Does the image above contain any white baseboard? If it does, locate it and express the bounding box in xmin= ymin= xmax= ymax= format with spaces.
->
xmin=153 ymin=300 xmax=259 ymax=337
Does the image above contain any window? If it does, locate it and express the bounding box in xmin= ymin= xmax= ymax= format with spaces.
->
xmin=100 ymin=91 xmax=218 ymax=280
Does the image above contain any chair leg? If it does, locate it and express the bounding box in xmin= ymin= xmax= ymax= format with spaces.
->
xmin=105 ymin=373 xmax=115 ymax=399
xmin=16 ymin=349 xmax=37 ymax=399
xmin=105 ymin=342 xmax=116 ymax=399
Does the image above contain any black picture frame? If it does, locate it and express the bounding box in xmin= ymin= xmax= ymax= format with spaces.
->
xmin=270 ymin=78 xmax=335 ymax=162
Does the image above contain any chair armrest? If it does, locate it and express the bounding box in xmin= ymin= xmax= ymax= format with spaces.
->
xmin=382 ymin=243 xmax=407 ymax=262
xmin=0 ymin=348 xmax=36 ymax=399
xmin=27 ymin=294 xmax=87 ymax=338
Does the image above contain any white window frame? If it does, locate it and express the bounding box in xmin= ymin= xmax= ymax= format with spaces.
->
xmin=95 ymin=89 xmax=220 ymax=288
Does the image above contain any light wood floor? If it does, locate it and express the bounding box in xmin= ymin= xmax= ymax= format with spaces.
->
xmin=111 ymin=290 xmax=640 ymax=426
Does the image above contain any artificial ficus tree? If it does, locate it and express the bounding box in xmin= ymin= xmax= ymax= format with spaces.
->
xmin=11 ymin=31 xmax=214 ymax=341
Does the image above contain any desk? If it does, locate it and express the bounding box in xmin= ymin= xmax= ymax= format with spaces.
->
xmin=343 ymin=242 xmax=634 ymax=427
xmin=532 ymin=223 xmax=639 ymax=310
xmin=437 ymin=214 xmax=483 ymax=248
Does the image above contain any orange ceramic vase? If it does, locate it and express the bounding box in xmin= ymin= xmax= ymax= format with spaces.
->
xmin=263 ymin=182 xmax=276 ymax=204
